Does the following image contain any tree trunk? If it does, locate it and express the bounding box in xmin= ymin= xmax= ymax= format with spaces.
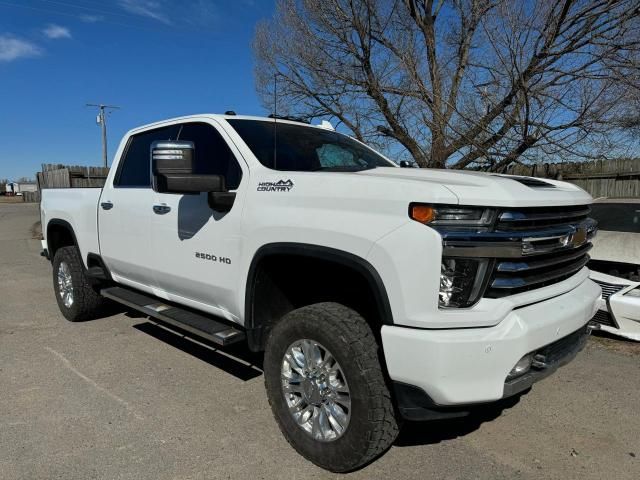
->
xmin=430 ymin=133 xmax=447 ymax=169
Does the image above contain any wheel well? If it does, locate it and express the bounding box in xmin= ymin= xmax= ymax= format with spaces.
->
xmin=245 ymin=245 xmax=392 ymax=351
xmin=46 ymin=221 xmax=76 ymax=260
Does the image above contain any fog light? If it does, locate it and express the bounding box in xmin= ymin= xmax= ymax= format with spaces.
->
xmin=507 ymin=354 xmax=533 ymax=380
xmin=439 ymin=257 xmax=488 ymax=308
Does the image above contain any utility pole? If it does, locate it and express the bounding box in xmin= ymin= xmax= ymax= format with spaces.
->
xmin=86 ymin=103 xmax=120 ymax=167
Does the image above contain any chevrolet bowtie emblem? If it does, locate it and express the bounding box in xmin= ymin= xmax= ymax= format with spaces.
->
xmin=570 ymin=227 xmax=587 ymax=248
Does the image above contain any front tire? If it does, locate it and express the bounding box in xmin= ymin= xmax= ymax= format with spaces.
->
xmin=263 ymin=302 xmax=399 ymax=472
xmin=52 ymin=246 xmax=106 ymax=322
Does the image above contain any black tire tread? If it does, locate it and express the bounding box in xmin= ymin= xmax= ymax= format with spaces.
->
xmin=264 ymin=302 xmax=399 ymax=472
xmin=53 ymin=246 xmax=106 ymax=321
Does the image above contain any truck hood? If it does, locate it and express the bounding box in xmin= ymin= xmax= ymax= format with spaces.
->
xmin=356 ymin=167 xmax=592 ymax=207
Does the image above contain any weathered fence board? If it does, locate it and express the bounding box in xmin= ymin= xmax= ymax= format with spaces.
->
xmin=38 ymin=164 xmax=109 ymax=189
xmin=22 ymin=191 xmax=41 ymax=203
xmin=39 ymin=168 xmax=71 ymax=189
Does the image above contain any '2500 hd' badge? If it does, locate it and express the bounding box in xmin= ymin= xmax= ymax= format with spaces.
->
xmin=257 ymin=179 xmax=294 ymax=192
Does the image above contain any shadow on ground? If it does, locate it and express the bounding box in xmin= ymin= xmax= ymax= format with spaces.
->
xmin=124 ymin=305 xmax=526 ymax=450
xmin=132 ymin=320 xmax=263 ymax=381
xmin=117 ymin=304 xmax=526 ymax=448
xmin=395 ymin=393 xmax=524 ymax=447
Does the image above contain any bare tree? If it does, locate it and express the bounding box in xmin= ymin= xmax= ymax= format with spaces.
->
xmin=254 ymin=0 xmax=640 ymax=169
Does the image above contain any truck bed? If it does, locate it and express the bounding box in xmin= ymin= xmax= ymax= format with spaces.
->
xmin=41 ymin=188 xmax=102 ymax=265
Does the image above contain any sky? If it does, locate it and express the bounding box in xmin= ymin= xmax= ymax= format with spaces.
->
xmin=0 ymin=0 xmax=275 ymax=181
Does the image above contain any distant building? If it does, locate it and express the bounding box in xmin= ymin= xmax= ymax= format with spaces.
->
xmin=6 ymin=181 xmax=38 ymax=195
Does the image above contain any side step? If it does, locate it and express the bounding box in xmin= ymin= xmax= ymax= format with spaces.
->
xmin=101 ymin=286 xmax=245 ymax=346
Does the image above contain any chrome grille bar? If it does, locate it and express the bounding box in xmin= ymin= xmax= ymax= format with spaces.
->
xmin=441 ymin=218 xmax=597 ymax=258
xmin=490 ymin=255 xmax=589 ymax=290
xmin=496 ymin=206 xmax=591 ymax=231
xmin=496 ymin=244 xmax=592 ymax=272
xmin=498 ymin=207 xmax=590 ymax=223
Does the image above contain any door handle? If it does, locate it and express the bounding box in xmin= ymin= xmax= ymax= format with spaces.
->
xmin=101 ymin=201 xmax=113 ymax=210
xmin=153 ymin=204 xmax=171 ymax=215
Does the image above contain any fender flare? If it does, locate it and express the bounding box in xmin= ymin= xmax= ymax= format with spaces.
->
xmin=46 ymin=219 xmax=79 ymax=258
xmin=244 ymin=242 xmax=394 ymax=341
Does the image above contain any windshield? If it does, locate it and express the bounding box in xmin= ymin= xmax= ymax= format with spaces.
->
xmin=227 ymin=119 xmax=394 ymax=172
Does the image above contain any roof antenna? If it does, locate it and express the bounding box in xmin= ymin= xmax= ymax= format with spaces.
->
xmin=273 ymin=73 xmax=278 ymax=170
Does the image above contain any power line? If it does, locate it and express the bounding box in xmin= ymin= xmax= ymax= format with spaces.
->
xmin=86 ymin=103 xmax=121 ymax=168
xmin=0 ymin=0 xmax=171 ymax=32
xmin=0 ymin=0 xmax=150 ymax=29
xmin=35 ymin=0 xmax=146 ymax=20
xmin=0 ymin=0 xmax=221 ymax=34
xmin=35 ymin=0 xmax=145 ymax=20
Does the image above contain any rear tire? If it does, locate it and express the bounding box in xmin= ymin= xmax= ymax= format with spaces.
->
xmin=263 ymin=302 xmax=399 ymax=472
xmin=52 ymin=246 xmax=106 ymax=322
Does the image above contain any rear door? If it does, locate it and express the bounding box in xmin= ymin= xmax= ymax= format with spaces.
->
xmin=149 ymin=120 xmax=247 ymax=320
xmin=98 ymin=125 xmax=179 ymax=291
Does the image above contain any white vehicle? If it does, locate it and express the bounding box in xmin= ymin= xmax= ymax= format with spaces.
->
xmin=40 ymin=114 xmax=601 ymax=472
xmin=588 ymin=199 xmax=640 ymax=341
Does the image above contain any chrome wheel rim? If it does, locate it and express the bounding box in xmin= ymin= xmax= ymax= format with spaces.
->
xmin=281 ymin=339 xmax=351 ymax=442
xmin=57 ymin=261 xmax=74 ymax=308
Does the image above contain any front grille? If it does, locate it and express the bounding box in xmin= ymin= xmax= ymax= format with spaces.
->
xmin=592 ymin=279 xmax=628 ymax=300
xmin=591 ymin=309 xmax=618 ymax=328
xmin=484 ymin=206 xmax=594 ymax=297
xmin=439 ymin=205 xmax=596 ymax=302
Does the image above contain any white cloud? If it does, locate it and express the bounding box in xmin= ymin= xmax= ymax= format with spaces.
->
xmin=118 ymin=0 xmax=171 ymax=25
xmin=43 ymin=24 xmax=72 ymax=40
xmin=79 ymin=14 xmax=104 ymax=23
xmin=0 ymin=35 xmax=42 ymax=62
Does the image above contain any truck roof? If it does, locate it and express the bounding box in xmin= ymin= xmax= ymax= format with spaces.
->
xmin=128 ymin=113 xmax=324 ymax=135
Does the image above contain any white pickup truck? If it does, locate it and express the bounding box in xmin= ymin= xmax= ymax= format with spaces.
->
xmin=41 ymin=114 xmax=601 ymax=472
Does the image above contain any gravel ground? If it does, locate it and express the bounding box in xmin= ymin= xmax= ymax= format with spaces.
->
xmin=0 ymin=203 xmax=638 ymax=480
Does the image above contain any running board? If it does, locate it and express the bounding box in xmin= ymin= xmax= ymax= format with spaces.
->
xmin=101 ymin=286 xmax=245 ymax=346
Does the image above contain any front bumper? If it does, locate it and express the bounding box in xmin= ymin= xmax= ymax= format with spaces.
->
xmin=382 ymin=277 xmax=600 ymax=411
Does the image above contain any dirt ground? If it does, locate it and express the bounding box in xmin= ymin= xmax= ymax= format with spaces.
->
xmin=0 ymin=196 xmax=27 ymax=204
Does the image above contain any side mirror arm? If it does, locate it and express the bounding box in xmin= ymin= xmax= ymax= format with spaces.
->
xmin=207 ymin=191 xmax=236 ymax=212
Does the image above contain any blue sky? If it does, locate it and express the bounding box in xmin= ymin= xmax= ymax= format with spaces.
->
xmin=0 ymin=0 xmax=275 ymax=181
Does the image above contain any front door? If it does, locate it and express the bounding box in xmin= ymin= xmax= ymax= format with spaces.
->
xmin=150 ymin=120 xmax=246 ymax=321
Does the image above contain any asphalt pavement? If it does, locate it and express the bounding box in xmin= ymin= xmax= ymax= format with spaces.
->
xmin=0 ymin=202 xmax=638 ymax=479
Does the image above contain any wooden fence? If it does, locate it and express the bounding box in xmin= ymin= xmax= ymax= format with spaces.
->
xmin=12 ymin=164 xmax=111 ymax=203
xmin=37 ymin=164 xmax=110 ymax=190
xmin=506 ymin=158 xmax=640 ymax=198
xmin=22 ymin=191 xmax=41 ymax=203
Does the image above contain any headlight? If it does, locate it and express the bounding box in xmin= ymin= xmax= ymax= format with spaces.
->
xmin=439 ymin=257 xmax=489 ymax=308
xmin=409 ymin=203 xmax=494 ymax=308
xmin=409 ymin=204 xmax=495 ymax=229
